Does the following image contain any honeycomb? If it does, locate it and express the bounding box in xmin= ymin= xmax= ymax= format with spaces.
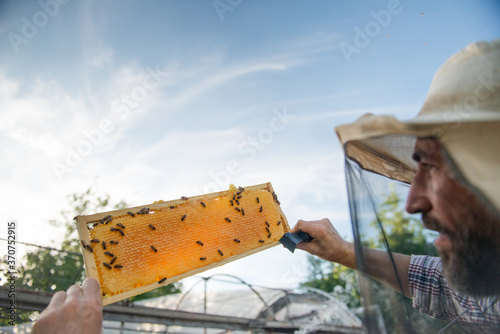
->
xmin=76 ymin=183 xmax=289 ymax=304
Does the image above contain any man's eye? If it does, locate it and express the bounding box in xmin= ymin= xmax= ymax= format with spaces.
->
xmin=421 ymin=162 xmax=433 ymax=169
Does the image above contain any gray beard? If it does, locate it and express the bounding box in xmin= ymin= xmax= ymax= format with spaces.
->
xmin=424 ymin=213 xmax=500 ymax=297
xmin=440 ymin=235 xmax=500 ymax=297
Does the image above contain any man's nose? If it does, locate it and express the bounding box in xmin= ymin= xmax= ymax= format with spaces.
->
xmin=406 ymin=169 xmax=431 ymax=214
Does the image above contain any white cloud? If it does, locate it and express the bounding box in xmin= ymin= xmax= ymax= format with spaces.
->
xmin=0 ymin=71 xmax=20 ymax=97
xmin=163 ymin=62 xmax=290 ymax=111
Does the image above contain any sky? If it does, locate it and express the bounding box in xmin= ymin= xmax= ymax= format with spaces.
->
xmin=0 ymin=0 xmax=499 ymax=294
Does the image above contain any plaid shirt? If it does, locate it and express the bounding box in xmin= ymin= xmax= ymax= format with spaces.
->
xmin=408 ymin=255 xmax=500 ymax=333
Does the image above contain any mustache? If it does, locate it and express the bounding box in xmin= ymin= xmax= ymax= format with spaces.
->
xmin=421 ymin=213 xmax=452 ymax=235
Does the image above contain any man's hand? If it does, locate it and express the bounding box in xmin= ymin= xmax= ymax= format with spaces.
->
xmin=32 ymin=278 xmax=103 ymax=334
xmin=293 ymin=218 xmax=412 ymax=297
xmin=291 ymin=218 xmax=355 ymax=268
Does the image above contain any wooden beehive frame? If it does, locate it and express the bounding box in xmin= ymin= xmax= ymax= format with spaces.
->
xmin=75 ymin=182 xmax=289 ymax=305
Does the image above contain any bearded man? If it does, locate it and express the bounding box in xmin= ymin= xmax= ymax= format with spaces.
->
xmin=293 ymin=39 xmax=500 ymax=332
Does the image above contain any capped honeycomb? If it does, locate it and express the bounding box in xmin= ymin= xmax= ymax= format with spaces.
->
xmin=75 ymin=183 xmax=289 ymax=305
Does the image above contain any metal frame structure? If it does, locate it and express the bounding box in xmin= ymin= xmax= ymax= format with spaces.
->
xmin=0 ymin=286 xmax=366 ymax=333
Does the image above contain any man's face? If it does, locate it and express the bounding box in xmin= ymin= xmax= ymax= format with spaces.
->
xmin=406 ymin=138 xmax=500 ymax=296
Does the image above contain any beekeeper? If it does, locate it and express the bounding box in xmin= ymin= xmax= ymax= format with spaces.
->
xmin=293 ymin=39 xmax=500 ymax=332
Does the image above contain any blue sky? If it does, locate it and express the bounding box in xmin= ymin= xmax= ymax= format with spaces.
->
xmin=0 ymin=0 xmax=499 ymax=290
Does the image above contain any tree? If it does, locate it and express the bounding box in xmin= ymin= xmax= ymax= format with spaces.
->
xmin=302 ymin=255 xmax=361 ymax=309
xmin=370 ymin=190 xmax=437 ymax=257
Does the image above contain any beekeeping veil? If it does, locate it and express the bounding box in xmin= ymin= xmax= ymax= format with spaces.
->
xmin=335 ymin=39 xmax=500 ymax=333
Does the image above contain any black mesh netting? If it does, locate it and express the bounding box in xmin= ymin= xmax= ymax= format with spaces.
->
xmin=344 ymin=156 xmax=471 ymax=334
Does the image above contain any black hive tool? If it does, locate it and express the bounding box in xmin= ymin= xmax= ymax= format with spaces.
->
xmin=279 ymin=232 xmax=312 ymax=253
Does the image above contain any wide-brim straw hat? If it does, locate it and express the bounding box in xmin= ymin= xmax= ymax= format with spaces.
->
xmin=335 ymin=39 xmax=500 ymax=213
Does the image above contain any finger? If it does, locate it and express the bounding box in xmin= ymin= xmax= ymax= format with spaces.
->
xmin=295 ymin=238 xmax=318 ymax=252
xmin=291 ymin=219 xmax=308 ymax=233
xmin=292 ymin=220 xmax=320 ymax=238
xmin=82 ymin=278 xmax=102 ymax=300
xmin=65 ymin=284 xmax=83 ymax=302
xmin=46 ymin=290 xmax=66 ymax=309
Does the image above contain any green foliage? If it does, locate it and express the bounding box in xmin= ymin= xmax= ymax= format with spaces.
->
xmin=302 ymin=255 xmax=361 ymax=309
xmin=372 ymin=190 xmax=438 ymax=256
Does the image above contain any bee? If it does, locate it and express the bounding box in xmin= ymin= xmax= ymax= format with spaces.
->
xmin=259 ymin=239 xmax=265 ymax=243
xmin=200 ymin=202 xmax=206 ymax=208
xmin=259 ymin=206 xmax=263 ymax=213
xmin=151 ymin=245 xmax=158 ymax=252
xmin=80 ymin=240 xmax=85 ymax=247
xmin=101 ymin=215 xmax=112 ymax=224
xmin=114 ymin=264 xmax=123 ymax=269
xmin=235 ymin=200 xmax=240 ymax=206
xmin=238 ymin=186 xmax=245 ymax=192
xmin=233 ymin=238 xmax=240 ymax=243
xmin=265 ymin=221 xmax=270 ymax=227
xmin=268 ymin=233 xmax=272 ymax=238
xmin=118 ymin=229 xmax=125 ymax=236
xmin=116 ymin=223 xmax=125 ymax=229
xmin=277 ymin=221 xmax=281 ymax=226
xmin=105 ymin=251 xmax=114 ymax=257
xmin=90 ymin=239 xmax=100 ymax=243
xmin=149 ymin=224 xmax=156 ymax=231
xmin=200 ymin=257 xmax=207 ymax=261
xmin=237 ymin=195 xmax=242 ymax=199
xmin=181 ymin=214 xmax=186 ymax=221
xmin=110 ymin=240 xmax=119 ymax=245
xmin=102 ymin=241 xmax=106 ymax=250
xmin=158 ymin=277 xmax=167 ymax=284
xmin=196 ymin=241 xmax=204 ymax=246
xmin=137 ymin=207 xmax=149 ymax=215
xmin=110 ymin=257 xmax=117 ymax=265
xmin=265 ymin=227 xmax=270 ymax=233
xmin=169 ymin=206 xmax=176 ymax=209
xmin=127 ymin=212 xmax=135 ymax=217
xmin=241 ymin=209 xmax=245 ymax=215
xmin=256 ymin=197 xmax=259 ymax=203
xmin=181 ymin=196 xmax=188 ymax=200
xmin=110 ymin=228 xmax=119 ymax=232
xmin=232 ymin=194 xmax=236 ymax=200
xmin=230 ymin=200 xmax=234 ymax=206
xmin=103 ymin=263 xmax=111 ymax=269
xmin=218 ymin=249 xmax=223 ymax=256
xmin=225 ymin=218 xmax=231 ymax=223
xmin=85 ymin=245 xmax=94 ymax=253
xmin=272 ymin=192 xmax=280 ymax=205
xmin=235 ymin=207 xmax=240 ymax=212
